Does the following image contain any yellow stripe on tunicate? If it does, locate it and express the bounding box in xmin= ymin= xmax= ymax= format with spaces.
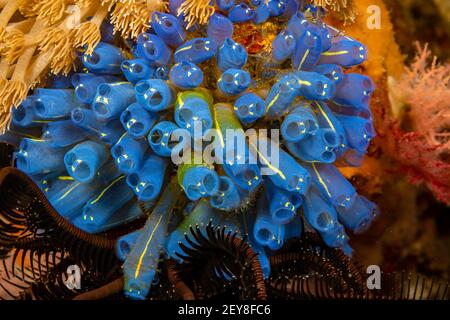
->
xmin=314 ymin=102 xmax=335 ymax=131
xmin=175 ymin=45 xmax=192 ymax=55
xmin=297 ymin=48 xmax=310 ymax=71
xmin=58 ymin=176 xmax=74 ymax=181
xmin=248 ymin=140 xmax=286 ymax=180
xmin=213 ymin=111 xmax=225 ymax=148
xmin=265 ymin=93 xmax=280 ymax=113
xmin=116 ymin=132 xmax=128 ymax=145
xmin=58 ymin=183 xmax=81 ymax=200
xmin=135 ymin=214 xmax=164 ymax=279
xmin=321 ymin=50 xmax=349 ymax=56
xmin=90 ymin=175 xmax=125 ymax=205
xmin=311 ymin=162 xmax=331 ymax=198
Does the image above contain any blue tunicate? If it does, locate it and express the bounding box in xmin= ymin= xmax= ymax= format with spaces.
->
xmin=272 ymin=30 xmax=296 ymax=64
xmin=126 ymin=154 xmax=168 ymax=201
xmin=169 ymin=61 xmax=204 ymax=89
xmin=121 ymin=59 xmax=154 ymax=84
xmin=92 ymin=82 xmax=136 ymax=121
xmin=234 ymin=92 xmax=266 ymax=125
xmin=216 ymin=38 xmax=248 ymax=72
xmin=207 ymin=13 xmax=234 ymax=46
xmin=217 ymin=68 xmax=251 ymax=96
xmin=111 ymin=133 xmax=149 ymax=174
xmin=151 ymin=12 xmax=186 ymax=48
xmin=174 ymin=38 xmax=217 ymax=64
xmin=136 ymin=33 xmax=172 ymax=66
xmin=120 ymin=103 xmax=158 ymax=138
xmin=228 ymin=3 xmax=255 ymax=23
xmin=135 ymin=79 xmax=175 ymax=112
xmin=64 ymin=141 xmax=108 ymax=183
xmin=71 ymin=73 xmax=120 ymax=104
xmin=81 ymin=42 xmax=125 ymax=74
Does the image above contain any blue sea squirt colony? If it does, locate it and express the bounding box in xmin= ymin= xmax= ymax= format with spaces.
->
xmin=3 ymin=2 xmax=379 ymax=299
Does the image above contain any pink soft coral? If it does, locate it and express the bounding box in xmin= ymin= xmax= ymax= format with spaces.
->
xmin=385 ymin=43 xmax=450 ymax=205
xmin=399 ymin=43 xmax=450 ymax=150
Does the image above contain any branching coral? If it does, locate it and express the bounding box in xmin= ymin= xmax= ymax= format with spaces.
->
xmin=395 ymin=43 xmax=450 ymax=150
xmin=385 ymin=43 xmax=450 ymax=204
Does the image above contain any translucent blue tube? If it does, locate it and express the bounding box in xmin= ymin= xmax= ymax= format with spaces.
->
xmin=154 ymin=65 xmax=169 ymax=80
xmin=120 ymin=102 xmax=157 ymax=138
xmin=302 ymin=187 xmax=338 ymax=234
xmin=210 ymin=175 xmax=241 ymax=211
xmin=292 ymin=71 xmax=335 ymax=100
xmin=121 ymin=59 xmax=154 ymax=84
xmin=312 ymin=101 xmax=347 ymax=155
xmin=316 ymin=23 xmax=332 ymax=52
xmin=97 ymin=120 xmax=126 ymax=146
xmin=265 ymin=146 xmax=311 ymax=195
xmin=336 ymin=194 xmax=379 ymax=234
xmin=318 ymin=38 xmax=367 ymax=67
xmin=253 ymin=194 xmax=285 ymax=250
xmin=42 ymin=120 xmax=86 ymax=147
xmin=135 ymin=79 xmax=175 ymax=112
xmin=336 ymin=114 xmax=375 ymax=154
xmin=71 ymin=73 xmax=120 ymax=104
xmin=97 ymin=200 xmax=146 ymax=233
xmin=272 ymin=30 xmax=296 ymax=64
xmin=332 ymin=73 xmax=375 ymax=111
xmin=81 ymin=42 xmax=125 ymax=74
xmin=228 ymin=3 xmax=255 ymax=23
xmin=174 ymin=38 xmax=217 ymax=64
xmin=179 ymin=165 xmax=219 ymax=201
xmin=135 ymin=33 xmax=172 ymax=66
xmin=116 ymin=229 xmax=142 ymax=262
xmin=33 ymin=89 xmax=78 ymax=119
xmin=253 ymin=3 xmax=270 ymax=24
xmin=48 ymin=73 xmax=73 ymax=89
xmin=151 ymin=12 xmax=186 ymax=48
xmin=268 ymin=0 xmax=286 ymax=17
xmin=207 ymin=13 xmax=233 ymax=46
xmin=47 ymin=178 xmax=103 ymax=218
xmin=174 ymin=91 xmax=212 ymax=134
xmin=169 ymin=61 xmax=204 ymax=89
xmin=64 ymin=141 xmax=108 ymax=183
xmin=71 ymin=106 xmax=101 ymax=133
xmin=80 ymin=175 xmax=134 ymax=231
xmin=218 ymin=68 xmax=251 ymax=95
xmin=321 ymin=222 xmax=352 ymax=256
xmin=216 ymin=0 xmax=235 ymax=11
xmin=216 ymin=38 xmax=248 ymax=71
xmin=279 ymin=0 xmax=299 ymax=20
xmin=126 ymin=154 xmax=168 ymax=201
xmin=287 ymin=11 xmax=309 ymax=40
xmin=304 ymin=162 xmax=356 ymax=208
xmin=12 ymin=96 xmax=41 ymax=127
xmin=233 ymin=92 xmax=266 ymax=125
xmin=265 ymin=179 xmax=302 ymax=224
xmin=281 ymin=105 xmax=319 ymax=142
xmin=15 ymin=138 xmax=68 ymax=175
xmin=265 ymin=73 xmax=301 ymax=119
xmin=92 ymin=82 xmax=136 ymax=121
xmin=286 ymin=128 xmax=337 ymax=163
xmin=312 ymin=63 xmax=344 ymax=86
xmin=111 ymin=133 xmax=149 ymax=174
xmin=148 ymin=120 xmax=180 ymax=157
xmin=303 ymin=187 xmax=352 ymax=256
xmin=123 ymin=181 xmax=181 ymax=299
